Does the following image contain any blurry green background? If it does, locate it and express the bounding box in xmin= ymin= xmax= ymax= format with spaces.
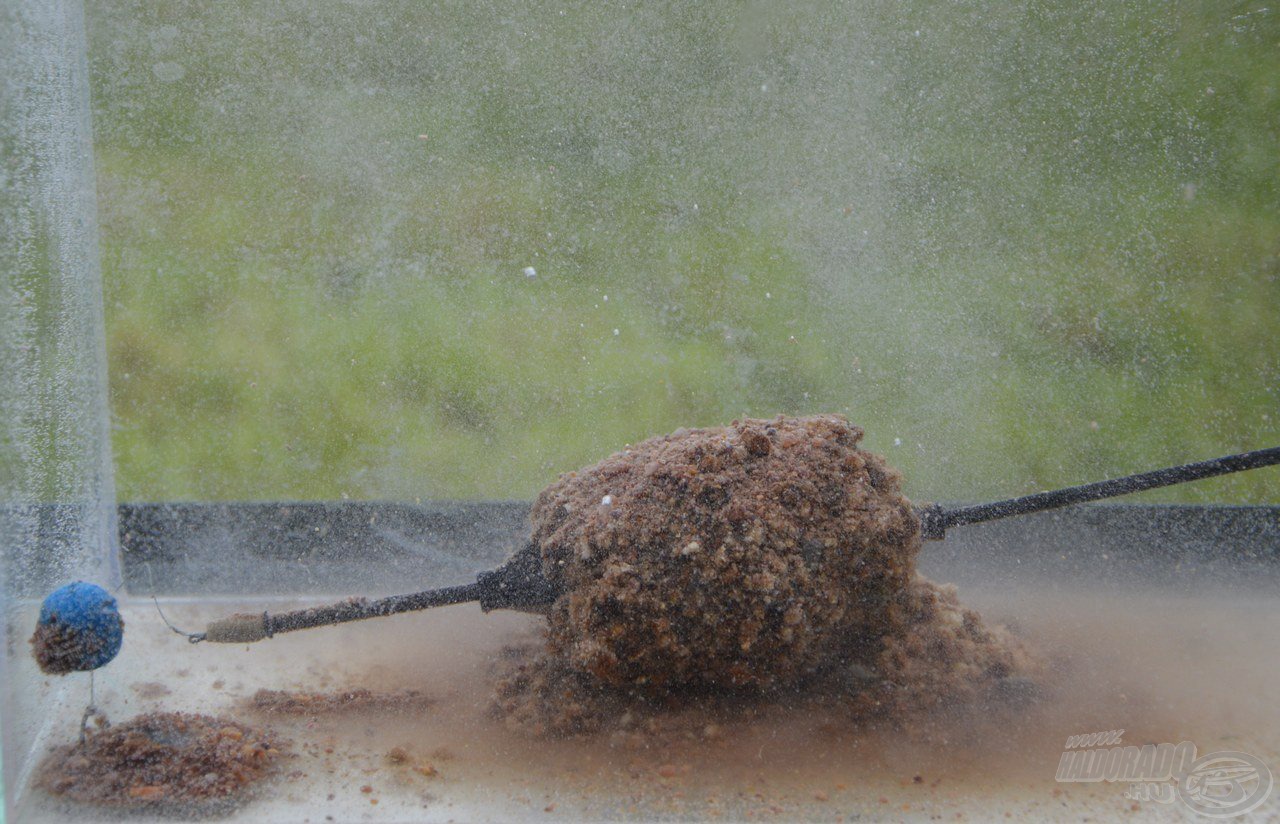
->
xmin=87 ymin=1 xmax=1278 ymax=504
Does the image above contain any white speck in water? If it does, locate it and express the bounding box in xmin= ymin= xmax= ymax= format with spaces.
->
xmin=765 ymin=292 xmax=772 ymax=298
xmin=613 ymin=328 xmax=620 ymax=336
xmin=601 ymin=495 xmax=613 ymax=506
xmin=603 ymin=294 xmax=609 ymax=301
xmin=523 ymin=266 xmax=537 ymax=278
xmin=893 ymin=437 xmax=903 ymax=446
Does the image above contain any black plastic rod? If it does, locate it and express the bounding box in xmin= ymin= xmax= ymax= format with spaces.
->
xmin=197 ymin=541 xmax=558 ymax=642
xmin=199 ymin=581 xmax=482 ymax=643
xmin=918 ymin=445 xmax=1280 ymax=539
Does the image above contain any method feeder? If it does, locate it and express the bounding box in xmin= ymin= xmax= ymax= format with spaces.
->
xmin=192 ymin=445 xmax=1280 ymax=645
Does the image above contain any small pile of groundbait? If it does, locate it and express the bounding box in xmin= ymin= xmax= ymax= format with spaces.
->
xmin=494 ymin=415 xmax=1042 ymax=736
xmin=850 ymin=577 xmax=1042 ymax=719
xmin=36 ymin=712 xmax=286 ymax=810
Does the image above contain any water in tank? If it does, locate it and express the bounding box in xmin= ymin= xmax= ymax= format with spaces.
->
xmin=2 ymin=1 xmax=1278 ymax=821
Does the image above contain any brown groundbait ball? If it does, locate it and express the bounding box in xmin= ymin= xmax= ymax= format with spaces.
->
xmin=531 ymin=414 xmax=921 ymax=691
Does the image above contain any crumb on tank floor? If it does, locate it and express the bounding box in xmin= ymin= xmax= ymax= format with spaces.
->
xmin=15 ymin=587 xmax=1280 ymax=822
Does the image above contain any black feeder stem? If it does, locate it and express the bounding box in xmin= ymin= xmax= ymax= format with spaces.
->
xmin=919 ymin=445 xmax=1280 ymax=540
xmin=198 ymin=542 xmax=555 ymax=644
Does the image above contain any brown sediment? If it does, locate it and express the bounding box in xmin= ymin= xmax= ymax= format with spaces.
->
xmin=492 ymin=643 xmax=628 ymax=737
xmin=131 ymin=681 xmax=173 ymax=699
xmin=859 ymin=578 xmax=1043 ymax=720
xmin=30 ymin=614 xmax=124 ymax=676
xmin=491 ymin=639 xmax=772 ymax=742
xmin=248 ymin=687 xmax=434 ymax=716
xmin=35 ymin=712 xmax=285 ymax=810
xmin=497 ymin=414 xmax=1043 ymax=736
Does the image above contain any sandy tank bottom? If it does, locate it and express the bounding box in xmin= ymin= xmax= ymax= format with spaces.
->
xmin=14 ymin=583 xmax=1279 ymax=823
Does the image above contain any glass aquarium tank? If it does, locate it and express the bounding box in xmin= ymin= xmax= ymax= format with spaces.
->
xmin=3 ymin=1 xmax=1277 ymax=821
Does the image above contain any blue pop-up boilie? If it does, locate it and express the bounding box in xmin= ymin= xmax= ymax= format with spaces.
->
xmin=31 ymin=581 xmax=124 ymax=674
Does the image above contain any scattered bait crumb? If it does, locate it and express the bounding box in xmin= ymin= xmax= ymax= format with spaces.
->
xmin=131 ymin=681 xmax=172 ymax=699
xmin=248 ymin=688 xmax=433 ymax=716
xmin=497 ymin=415 xmax=1042 ymax=735
xmin=35 ymin=712 xmax=285 ymax=811
xmin=384 ymin=747 xmax=437 ymax=778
